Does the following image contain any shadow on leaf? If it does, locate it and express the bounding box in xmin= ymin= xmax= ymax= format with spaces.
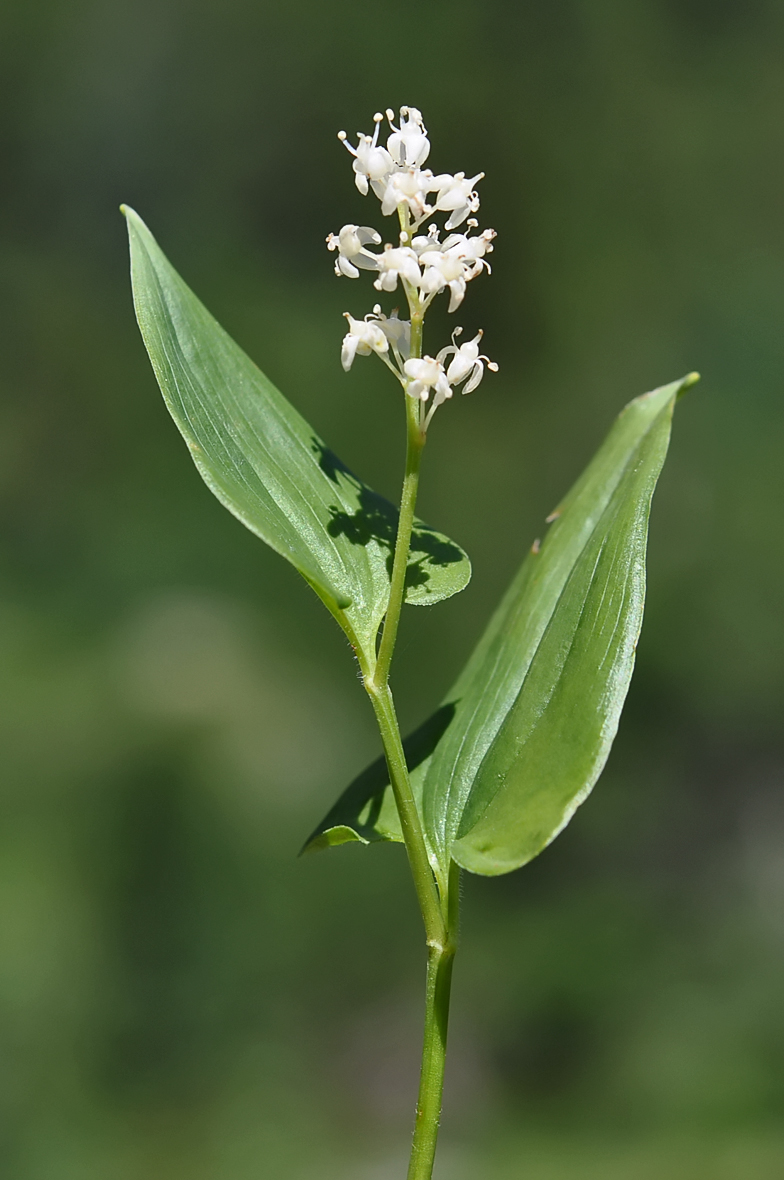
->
xmin=312 ymin=439 xmax=464 ymax=590
xmin=300 ymin=702 xmax=457 ymax=853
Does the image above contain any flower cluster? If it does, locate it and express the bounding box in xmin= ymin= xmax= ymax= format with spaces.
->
xmin=327 ymin=107 xmax=497 ymax=429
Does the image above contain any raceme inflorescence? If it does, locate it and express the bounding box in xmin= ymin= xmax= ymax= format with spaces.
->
xmin=328 ymin=107 xmax=497 ymax=430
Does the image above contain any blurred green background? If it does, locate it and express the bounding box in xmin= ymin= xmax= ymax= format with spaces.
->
xmin=2 ymin=1 xmax=784 ymax=1176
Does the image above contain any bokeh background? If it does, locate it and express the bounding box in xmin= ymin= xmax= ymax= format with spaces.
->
xmin=2 ymin=1 xmax=784 ymax=1176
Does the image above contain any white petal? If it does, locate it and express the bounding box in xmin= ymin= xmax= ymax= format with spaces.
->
xmin=447 ymin=279 xmax=466 ymax=313
xmin=352 ymin=251 xmax=380 ymax=271
xmin=381 ymin=185 xmax=399 ymax=217
xmin=435 ymin=373 xmax=453 ymax=401
xmin=338 ymin=256 xmax=360 ymax=279
xmin=463 ymin=361 xmax=485 ymax=394
xmin=420 ymin=268 xmax=445 ymax=293
xmin=400 ymin=258 xmax=422 ymax=285
xmin=445 ymin=206 xmax=470 ymax=231
xmin=403 ymin=358 xmax=429 ymax=381
xmin=341 ymin=335 xmax=359 ymax=371
xmin=368 ymin=326 xmax=389 ymax=354
xmin=446 ymin=354 xmax=472 ymax=384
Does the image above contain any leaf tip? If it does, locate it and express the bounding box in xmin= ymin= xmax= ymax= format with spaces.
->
xmin=120 ymin=206 xmax=147 ymax=237
xmin=299 ymin=825 xmax=369 ymax=855
xmin=678 ymin=371 xmax=701 ymax=399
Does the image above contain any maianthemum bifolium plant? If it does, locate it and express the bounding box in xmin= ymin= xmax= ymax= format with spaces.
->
xmin=122 ymin=105 xmax=698 ymax=1180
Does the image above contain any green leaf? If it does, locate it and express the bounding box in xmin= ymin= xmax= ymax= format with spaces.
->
xmin=122 ymin=207 xmax=470 ymax=666
xmin=305 ymin=375 xmax=695 ymax=876
xmin=430 ymin=374 xmax=697 ymax=875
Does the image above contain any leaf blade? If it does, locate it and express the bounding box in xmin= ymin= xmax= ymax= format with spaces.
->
xmin=425 ymin=375 xmax=695 ymax=874
xmin=123 ymin=206 xmax=470 ymax=661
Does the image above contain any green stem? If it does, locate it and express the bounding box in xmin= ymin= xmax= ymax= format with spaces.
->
xmin=373 ymin=380 xmax=424 ymax=689
xmin=407 ymin=860 xmax=460 ymax=1180
xmin=363 ymin=300 xmax=443 ymax=942
xmin=362 ymin=265 xmax=458 ymax=1180
xmin=365 ymin=679 xmax=445 ymax=948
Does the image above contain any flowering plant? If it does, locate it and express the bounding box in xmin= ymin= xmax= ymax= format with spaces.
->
xmin=122 ymin=105 xmax=696 ymax=1179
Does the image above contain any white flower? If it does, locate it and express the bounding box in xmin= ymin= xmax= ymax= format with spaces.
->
xmin=341 ymin=313 xmax=390 ymax=371
xmin=403 ymin=356 xmax=452 ymax=406
xmin=430 ymin=171 xmax=484 ymax=230
xmin=418 ymin=246 xmax=468 ymax=311
xmin=386 ymin=106 xmax=430 ymax=168
xmin=443 ymin=227 xmax=496 ymax=262
xmin=419 ymin=228 xmax=496 ymax=311
xmin=326 ymin=224 xmax=381 ymax=278
xmin=338 ymin=113 xmax=395 ymax=196
xmin=411 ymin=224 xmax=442 ymax=256
xmin=373 ymin=245 xmax=421 ymax=293
xmin=379 ymin=168 xmax=434 ymax=220
xmin=370 ymin=304 xmax=411 ymax=359
xmin=437 ymin=328 xmax=498 ymax=394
